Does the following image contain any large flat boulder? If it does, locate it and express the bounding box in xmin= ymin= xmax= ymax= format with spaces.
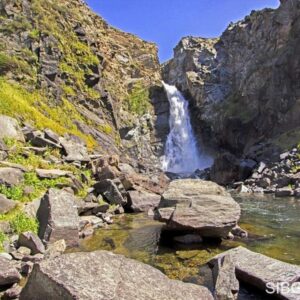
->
xmin=0 ymin=115 xmax=25 ymax=142
xmin=155 ymin=179 xmax=241 ymax=238
xmin=209 ymin=246 xmax=300 ymax=300
xmin=20 ymin=251 xmax=213 ymax=300
xmin=37 ymin=188 xmax=79 ymax=247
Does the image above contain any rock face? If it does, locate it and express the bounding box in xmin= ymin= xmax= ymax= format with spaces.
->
xmin=210 ymin=246 xmax=300 ymax=300
xmin=163 ymin=0 xmax=300 ymax=162
xmin=0 ymin=0 xmax=168 ymax=167
xmin=0 ymin=115 xmax=25 ymax=142
xmin=37 ymin=189 xmax=79 ymax=247
xmin=20 ymin=251 xmax=213 ymax=300
xmin=155 ymin=179 xmax=241 ymax=238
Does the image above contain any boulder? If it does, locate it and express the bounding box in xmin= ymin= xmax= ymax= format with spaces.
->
xmin=127 ymin=189 xmax=161 ymax=212
xmin=94 ymin=179 xmax=127 ymax=206
xmin=211 ymin=254 xmax=239 ymax=300
xmin=155 ymin=179 xmax=241 ymax=238
xmin=0 ymin=256 xmax=21 ymax=286
xmin=3 ymin=283 xmax=22 ymax=299
xmin=27 ymin=130 xmax=62 ymax=149
xmin=0 ymin=115 xmax=25 ymax=142
xmin=210 ymin=246 xmax=300 ymax=299
xmin=210 ymin=153 xmax=256 ymax=185
xmin=18 ymin=232 xmax=45 ymax=255
xmin=43 ymin=129 xmax=60 ymax=144
xmin=37 ymin=188 xmax=79 ymax=247
xmin=0 ymin=194 xmax=17 ymax=214
xmin=0 ymin=167 xmax=24 ymax=186
xmin=36 ymin=169 xmax=72 ymax=179
xmin=275 ymin=187 xmax=294 ymax=197
xmin=44 ymin=239 xmax=66 ymax=259
xmin=59 ymin=134 xmax=90 ymax=162
xmin=20 ymin=251 xmax=213 ymax=300
xmin=173 ymin=234 xmax=203 ymax=244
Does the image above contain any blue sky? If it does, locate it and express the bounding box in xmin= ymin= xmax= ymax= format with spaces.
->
xmin=86 ymin=0 xmax=280 ymax=62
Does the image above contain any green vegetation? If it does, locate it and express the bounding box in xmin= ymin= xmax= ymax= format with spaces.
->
xmin=0 ymin=231 xmax=7 ymax=252
xmin=125 ymin=82 xmax=151 ymax=116
xmin=10 ymin=212 xmax=39 ymax=235
xmin=0 ymin=208 xmax=38 ymax=236
xmin=0 ymin=78 xmax=96 ymax=148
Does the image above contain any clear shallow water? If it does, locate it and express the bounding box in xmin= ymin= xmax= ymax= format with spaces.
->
xmin=76 ymin=195 xmax=300 ymax=297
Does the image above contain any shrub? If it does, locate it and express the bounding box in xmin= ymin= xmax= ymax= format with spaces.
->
xmin=10 ymin=212 xmax=38 ymax=235
xmin=126 ymin=82 xmax=151 ymax=116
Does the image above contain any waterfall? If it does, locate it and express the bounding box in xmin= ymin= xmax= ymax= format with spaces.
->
xmin=161 ymin=82 xmax=212 ymax=174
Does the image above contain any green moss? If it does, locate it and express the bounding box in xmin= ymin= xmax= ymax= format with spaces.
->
xmin=125 ymin=82 xmax=151 ymax=116
xmin=0 ymin=185 xmax=23 ymax=201
xmin=28 ymin=28 xmax=40 ymax=40
xmin=0 ymin=231 xmax=7 ymax=252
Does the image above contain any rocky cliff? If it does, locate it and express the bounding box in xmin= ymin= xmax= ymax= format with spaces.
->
xmin=0 ymin=0 xmax=168 ymax=170
xmin=163 ymin=0 xmax=300 ymax=163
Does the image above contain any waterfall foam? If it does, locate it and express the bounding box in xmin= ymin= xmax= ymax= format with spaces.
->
xmin=161 ymin=82 xmax=212 ymax=174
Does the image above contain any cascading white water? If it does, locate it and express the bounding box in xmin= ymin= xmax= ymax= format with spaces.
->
xmin=161 ymin=82 xmax=212 ymax=174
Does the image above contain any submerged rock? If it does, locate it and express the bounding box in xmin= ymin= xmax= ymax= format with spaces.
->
xmin=156 ymin=179 xmax=241 ymax=238
xmin=20 ymin=251 xmax=213 ymax=300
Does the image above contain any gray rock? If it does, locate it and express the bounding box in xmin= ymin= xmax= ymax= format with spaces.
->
xmin=275 ymin=187 xmax=293 ymax=197
xmin=0 ymin=256 xmax=21 ymax=286
xmin=231 ymin=225 xmax=248 ymax=238
xmin=0 ymin=115 xmax=25 ymax=142
xmin=44 ymin=129 xmax=60 ymax=144
xmin=36 ymin=168 xmax=72 ymax=179
xmin=60 ymin=134 xmax=90 ymax=162
xmin=210 ymin=246 xmax=300 ymax=300
xmin=94 ymin=179 xmax=127 ymax=206
xmin=20 ymin=251 xmax=213 ymax=300
xmin=3 ymin=283 xmax=22 ymax=299
xmin=257 ymin=162 xmax=267 ymax=174
xmin=0 ymin=194 xmax=17 ymax=214
xmin=128 ymin=189 xmax=161 ymax=212
xmin=18 ymin=232 xmax=45 ymax=255
xmin=0 ymin=167 xmax=24 ymax=186
xmin=257 ymin=177 xmax=271 ymax=188
xmin=17 ymin=246 xmax=31 ymax=256
xmin=37 ymin=188 xmax=79 ymax=247
xmin=44 ymin=239 xmax=66 ymax=259
xmin=28 ymin=131 xmax=62 ymax=149
xmin=0 ymin=252 xmax=12 ymax=260
xmin=156 ymin=179 xmax=241 ymax=238
xmin=211 ymin=254 xmax=239 ymax=300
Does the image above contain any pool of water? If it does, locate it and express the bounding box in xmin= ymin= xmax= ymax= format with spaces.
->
xmin=75 ymin=194 xmax=300 ymax=297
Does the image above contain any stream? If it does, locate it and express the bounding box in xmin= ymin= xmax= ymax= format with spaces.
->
xmin=74 ymin=194 xmax=300 ymax=298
